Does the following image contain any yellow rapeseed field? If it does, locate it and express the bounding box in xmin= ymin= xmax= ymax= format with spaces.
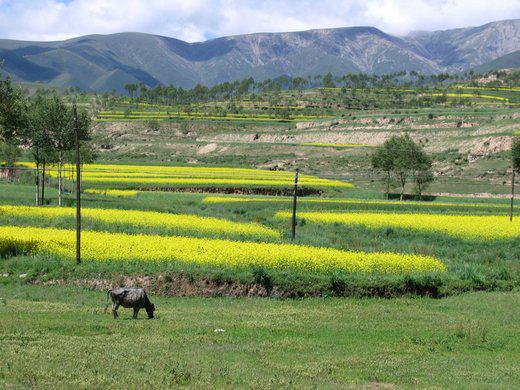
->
xmin=203 ymin=196 xmax=512 ymax=210
xmin=18 ymin=163 xmax=352 ymax=189
xmin=424 ymin=93 xmax=510 ymax=102
xmin=0 ymin=205 xmax=280 ymax=240
xmin=276 ymin=211 xmax=520 ymax=240
xmin=0 ymin=226 xmax=446 ymax=274
xmin=84 ymin=189 xmax=138 ymax=197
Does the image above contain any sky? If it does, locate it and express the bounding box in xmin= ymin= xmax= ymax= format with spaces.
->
xmin=0 ymin=0 xmax=518 ymax=42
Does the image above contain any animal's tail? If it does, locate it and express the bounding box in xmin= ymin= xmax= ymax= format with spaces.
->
xmin=104 ymin=289 xmax=111 ymax=313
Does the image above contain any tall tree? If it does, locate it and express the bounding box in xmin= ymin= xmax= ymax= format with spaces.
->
xmin=322 ymin=72 xmax=336 ymax=88
xmin=371 ymin=144 xmax=394 ymax=199
xmin=393 ymin=135 xmax=431 ymax=201
xmin=38 ymin=96 xmax=91 ymax=206
xmin=0 ymin=73 xmax=27 ymax=180
xmin=24 ymin=95 xmax=55 ymax=205
xmin=124 ymin=83 xmax=138 ymax=99
xmin=0 ymin=74 xmax=27 ymax=143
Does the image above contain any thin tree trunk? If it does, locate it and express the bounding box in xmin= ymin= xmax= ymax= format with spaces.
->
xmin=41 ymin=159 xmax=46 ymax=205
xmin=35 ymin=161 xmax=40 ymax=206
xmin=399 ymin=174 xmax=406 ymax=201
xmin=58 ymin=153 xmax=63 ymax=207
xmin=386 ymin=171 xmax=390 ymax=200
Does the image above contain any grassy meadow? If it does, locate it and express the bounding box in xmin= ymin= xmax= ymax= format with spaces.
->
xmin=0 ymin=284 xmax=519 ymax=388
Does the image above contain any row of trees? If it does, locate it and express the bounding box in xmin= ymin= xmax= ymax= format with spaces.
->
xmin=0 ymin=73 xmax=92 ymax=206
xmin=119 ymin=70 xmax=491 ymax=107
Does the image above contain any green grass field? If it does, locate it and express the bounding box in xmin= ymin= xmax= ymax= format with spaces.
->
xmin=0 ymin=284 xmax=518 ymax=388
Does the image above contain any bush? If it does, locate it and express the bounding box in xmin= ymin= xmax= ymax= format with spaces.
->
xmin=251 ymin=267 xmax=273 ymax=293
xmin=0 ymin=239 xmax=36 ymax=258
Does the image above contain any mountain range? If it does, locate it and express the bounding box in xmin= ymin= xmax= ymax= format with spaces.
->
xmin=0 ymin=19 xmax=519 ymax=92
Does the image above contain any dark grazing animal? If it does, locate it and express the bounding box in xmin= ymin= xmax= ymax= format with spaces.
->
xmin=106 ymin=287 xmax=155 ymax=319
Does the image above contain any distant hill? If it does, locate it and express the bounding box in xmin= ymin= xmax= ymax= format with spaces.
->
xmin=473 ymin=51 xmax=520 ymax=73
xmin=0 ymin=19 xmax=519 ymax=92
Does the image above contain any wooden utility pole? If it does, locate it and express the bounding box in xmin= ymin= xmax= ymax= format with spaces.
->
xmin=291 ymin=168 xmax=299 ymax=240
xmin=511 ymin=169 xmax=516 ymax=222
xmin=35 ymin=163 xmax=40 ymax=206
xmin=73 ymin=104 xmax=81 ymax=264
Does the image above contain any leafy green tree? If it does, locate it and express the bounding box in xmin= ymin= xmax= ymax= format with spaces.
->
xmin=413 ymin=165 xmax=434 ymax=198
xmin=371 ymin=144 xmax=394 ymax=199
xmin=124 ymin=83 xmax=138 ymax=99
xmin=0 ymin=142 xmax=22 ymax=180
xmin=322 ymin=72 xmax=336 ymax=88
xmin=36 ymin=95 xmax=91 ymax=206
xmin=24 ymin=95 xmax=57 ymax=204
xmin=0 ymin=74 xmax=27 ymax=144
xmin=0 ymin=73 xmax=27 ymax=180
xmin=393 ymin=135 xmax=432 ymax=201
xmin=372 ymin=135 xmax=433 ymax=201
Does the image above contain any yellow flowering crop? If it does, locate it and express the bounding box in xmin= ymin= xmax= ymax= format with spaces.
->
xmin=84 ymin=189 xmax=138 ymax=197
xmin=82 ymin=177 xmax=351 ymax=188
xmin=0 ymin=205 xmax=280 ymax=240
xmin=203 ymin=196 xmax=512 ymax=210
xmin=424 ymin=93 xmax=510 ymax=102
xmin=18 ymin=162 xmax=353 ymax=189
xmin=276 ymin=211 xmax=520 ymax=240
xmin=0 ymin=226 xmax=445 ymax=274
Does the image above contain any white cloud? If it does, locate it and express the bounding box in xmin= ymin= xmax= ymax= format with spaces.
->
xmin=0 ymin=0 xmax=518 ymax=41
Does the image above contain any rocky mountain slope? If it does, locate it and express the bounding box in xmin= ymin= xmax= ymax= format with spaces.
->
xmin=0 ymin=19 xmax=518 ymax=91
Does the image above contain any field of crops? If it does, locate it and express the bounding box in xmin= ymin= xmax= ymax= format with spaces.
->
xmin=0 ymin=224 xmax=444 ymax=274
xmin=0 ymin=205 xmax=280 ymax=240
xmin=18 ymin=162 xmax=352 ymax=192
xmin=203 ymin=195 xmax=514 ymax=210
xmin=84 ymin=189 xmax=137 ymax=197
xmin=97 ymin=110 xmax=334 ymax=122
xmin=276 ymin=211 xmax=520 ymax=240
xmin=0 ymin=173 xmax=518 ymax=297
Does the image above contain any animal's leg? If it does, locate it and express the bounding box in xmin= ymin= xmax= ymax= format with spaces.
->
xmin=133 ymin=307 xmax=140 ymax=319
xmin=112 ymin=303 xmax=119 ymax=319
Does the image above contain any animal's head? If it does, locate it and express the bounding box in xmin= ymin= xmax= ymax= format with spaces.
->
xmin=146 ymin=303 xmax=156 ymax=319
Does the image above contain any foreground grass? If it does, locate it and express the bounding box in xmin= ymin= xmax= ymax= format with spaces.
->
xmin=0 ymin=284 xmax=518 ymax=388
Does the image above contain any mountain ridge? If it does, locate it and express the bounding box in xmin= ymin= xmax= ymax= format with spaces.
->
xmin=0 ymin=19 xmax=518 ymax=91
